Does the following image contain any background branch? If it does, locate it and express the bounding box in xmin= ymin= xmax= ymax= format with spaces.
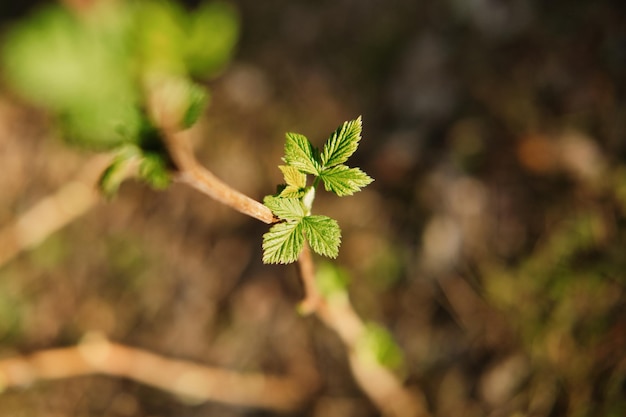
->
xmin=0 ymin=154 xmax=112 ymax=269
xmin=299 ymin=245 xmax=431 ymax=417
xmin=0 ymin=335 xmax=317 ymax=412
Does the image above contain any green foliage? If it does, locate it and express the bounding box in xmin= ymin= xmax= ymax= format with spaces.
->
xmin=99 ymin=146 xmax=141 ymax=197
xmin=357 ymin=323 xmax=405 ymax=371
xmin=138 ymin=152 xmax=172 ymax=190
xmin=263 ymin=117 xmax=373 ymax=264
xmin=2 ymin=3 xmax=140 ymax=149
xmin=315 ymin=262 xmax=350 ymax=299
xmin=321 ymin=117 xmax=363 ymax=167
xmin=318 ymin=165 xmax=374 ymax=196
xmin=262 ymin=196 xmax=340 ymax=264
xmin=262 ymin=221 xmax=304 ymax=265
xmin=1 ymin=0 xmax=238 ymax=191
xmin=284 ymin=133 xmax=321 ymax=175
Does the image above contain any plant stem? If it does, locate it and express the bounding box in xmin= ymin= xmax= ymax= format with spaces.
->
xmin=0 ymin=335 xmax=316 ymax=412
xmin=149 ymin=100 xmax=277 ymax=224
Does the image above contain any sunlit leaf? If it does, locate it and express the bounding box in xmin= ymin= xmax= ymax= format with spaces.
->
xmin=302 ymin=215 xmax=341 ymax=258
xmin=262 ymin=221 xmax=304 ymax=264
xmin=321 ymin=116 xmax=362 ymax=167
xmin=264 ymin=196 xmax=305 ymax=221
xmin=319 ymin=165 xmax=373 ymax=196
xmin=284 ymin=133 xmax=320 ymax=175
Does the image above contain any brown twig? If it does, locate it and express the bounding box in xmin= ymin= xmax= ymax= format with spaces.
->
xmin=301 ymin=258 xmax=430 ymax=417
xmin=147 ymin=86 xmax=277 ymax=225
xmin=0 ymin=154 xmax=112 ymax=269
xmin=0 ymin=335 xmax=316 ymax=412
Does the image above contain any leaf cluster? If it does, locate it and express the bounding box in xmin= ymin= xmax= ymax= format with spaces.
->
xmin=262 ymin=117 xmax=373 ymax=264
xmin=1 ymin=0 xmax=238 ymax=194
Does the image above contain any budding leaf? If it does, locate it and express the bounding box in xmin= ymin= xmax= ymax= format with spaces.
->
xmin=321 ymin=116 xmax=362 ymax=168
xmin=279 ymin=165 xmax=306 ymax=188
xmin=301 ymin=215 xmax=341 ymax=258
xmin=284 ymin=132 xmax=320 ymax=175
xmin=262 ymin=221 xmax=304 ymax=264
xmin=182 ymin=83 xmax=207 ymax=128
xmin=319 ymin=165 xmax=373 ymax=196
xmin=139 ymin=152 xmax=171 ymax=189
xmin=264 ymin=196 xmax=305 ymax=221
xmin=99 ymin=146 xmax=140 ymax=198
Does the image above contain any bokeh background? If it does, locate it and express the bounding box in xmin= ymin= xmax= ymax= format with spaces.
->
xmin=1 ymin=0 xmax=625 ymax=416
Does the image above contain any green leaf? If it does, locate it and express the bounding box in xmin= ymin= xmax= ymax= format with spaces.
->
xmin=263 ymin=196 xmax=306 ymax=221
xmin=277 ymin=185 xmax=305 ymax=198
xmin=182 ymin=83 xmax=208 ymax=128
xmin=276 ymin=166 xmax=307 ymax=198
xmin=357 ymin=323 xmax=405 ymax=371
xmin=262 ymin=221 xmax=305 ymax=264
xmin=315 ymin=261 xmax=350 ymax=299
xmin=99 ymin=146 xmax=140 ymax=197
xmin=301 ymin=215 xmax=341 ymax=258
xmin=284 ymin=133 xmax=320 ymax=175
xmin=279 ymin=165 xmax=306 ymax=188
xmin=321 ymin=116 xmax=362 ymax=167
xmin=185 ymin=1 xmax=239 ymax=78
xmin=139 ymin=152 xmax=171 ymax=189
xmin=319 ymin=165 xmax=373 ymax=196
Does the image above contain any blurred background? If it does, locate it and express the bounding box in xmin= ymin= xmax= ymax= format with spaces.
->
xmin=0 ymin=0 xmax=625 ymax=416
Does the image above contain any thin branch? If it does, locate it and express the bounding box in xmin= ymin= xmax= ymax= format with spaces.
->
xmin=298 ymin=247 xmax=429 ymax=417
xmin=296 ymin=243 xmax=323 ymax=314
xmin=0 ymin=335 xmax=317 ymax=412
xmin=147 ymin=88 xmax=277 ymax=225
xmin=0 ymin=154 xmax=112 ymax=269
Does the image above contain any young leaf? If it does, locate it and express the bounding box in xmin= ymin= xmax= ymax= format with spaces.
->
xmin=182 ymin=83 xmax=207 ymax=128
xmin=279 ymin=165 xmax=306 ymax=188
xmin=99 ymin=146 xmax=140 ymax=197
xmin=284 ymin=132 xmax=320 ymax=174
xmin=262 ymin=221 xmax=304 ymax=264
xmin=319 ymin=165 xmax=373 ymax=196
xmin=301 ymin=215 xmax=341 ymax=258
xmin=278 ymin=185 xmax=305 ymax=198
xmin=264 ymin=196 xmax=305 ymax=221
xmin=139 ymin=152 xmax=171 ymax=189
xmin=321 ymin=116 xmax=362 ymax=167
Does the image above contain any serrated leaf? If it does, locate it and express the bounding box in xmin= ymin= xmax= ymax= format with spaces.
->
xmin=284 ymin=132 xmax=320 ymax=174
xmin=321 ymin=116 xmax=362 ymax=167
xmin=319 ymin=165 xmax=373 ymax=196
xmin=301 ymin=215 xmax=341 ymax=258
xmin=278 ymin=185 xmax=305 ymax=198
xmin=264 ymin=196 xmax=306 ymax=220
xmin=279 ymin=165 xmax=307 ymax=188
xmin=262 ymin=221 xmax=304 ymax=264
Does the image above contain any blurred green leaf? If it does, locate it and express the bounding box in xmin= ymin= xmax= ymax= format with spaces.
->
xmin=357 ymin=323 xmax=405 ymax=371
xmin=315 ymin=261 xmax=350 ymax=298
xmin=2 ymin=3 xmax=141 ymax=148
xmin=182 ymin=82 xmax=208 ymax=128
xmin=139 ymin=152 xmax=171 ymax=189
xmin=99 ymin=146 xmax=141 ymax=197
xmin=185 ymin=1 xmax=239 ymax=77
xmin=131 ymin=0 xmax=187 ymax=75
